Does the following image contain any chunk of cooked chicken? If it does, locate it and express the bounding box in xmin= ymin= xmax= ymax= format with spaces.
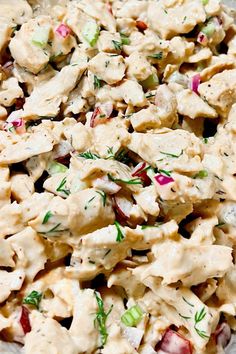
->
xmin=134 ymin=242 xmax=233 ymax=286
xmin=97 ymin=31 xmax=122 ymax=53
xmin=126 ymin=51 xmax=152 ymax=82
xmin=11 ymin=173 xmax=35 ymax=202
xmin=0 ymin=202 xmax=23 ymax=237
xmin=198 ymin=69 xmax=236 ymax=117
xmin=147 ymin=0 xmax=206 ymax=39
xmin=9 ymin=16 xmax=52 ymax=74
xmin=128 ymin=129 xmax=201 ymax=168
xmin=0 ymin=21 xmax=13 ymax=55
xmin=130 ymin=105 xmax=161 ymax=132
xmin=23 ymin=64 xmax=86 ymax=119
xmin=9 ymin=227 xmax=46 ymax=281
xmin=0 ymin=239 xmax=15 ymax=268
xmin=88 ymin=52 xmax=126 ymax=85
xmin=0 ymin=78 xmax=23 ymax=107
xmin=0 ymin=0 xmax=32 ymax=53
xmin=0 ymin=128 xmax=55 ymax=164
xmin=176 ymin=89 xmax=217 ymax=119
xmin=116 ymin=79 xmax=147 ymax=107
xmin=23 ymin=311 xmax=78 ymax=354
xmin=154 ymin=84 xmax=178 ymax=127
xmin=67 ymin=188 xmax=115 ymax=236
xmin=0 ymin=269 xmax=25 ymax=303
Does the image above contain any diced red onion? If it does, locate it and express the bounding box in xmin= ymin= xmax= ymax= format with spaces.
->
xmin=107 ymin=3 xmax=113 ymax=15
xmin=19 ymin=306 xmax=31 ymax=335
xmin=132 ymin=162 xmax=147 ymax=177
xmin=197 ymin=32 xmax=208 ymax=45
xmin=90 ymin=105 xmax=112 ymax=128
xmin=138 ymin=170 xmax=152 ymax=186
xmin=55 ymin=24 xmax=71 ymax=38
xmin=154 ymin=174 xmax=174 ymax=186
xmin=156 ymin=329 xmax=192 ymax=354
xmin=92 ymin=176 xmax=121 ymax=194
xmin=90 ymin=107 xmax=101 ymax=128
xmin=132 ymin=162 xmax=151 ymax=186
xmin=215 ymin=322 xmax=231 ymax=348
xmin=113 ymin=195 xmax=133 ymax=220
xmin=5 ymin=110 xmax=26 ymax=134
xmin=12 ymin=118 xmax=23 ymax=128
xmin=216 ymin=16 xmax=223 ymax=26
xmin=190 ymin=74 xmax=201 ymax=94
xmin=3 ymin=61 xmax=14 ymax=75
xmin=136 ymin=20 xmax=148 ymax=31
xmin=7 ymin=109 xmax=23 ymax=123
xmin=3 ymin=61 xmax=13 ymax=69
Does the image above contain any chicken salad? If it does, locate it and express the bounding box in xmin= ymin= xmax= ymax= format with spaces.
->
xmin=0 ymin=0 xmax=236 ymax=353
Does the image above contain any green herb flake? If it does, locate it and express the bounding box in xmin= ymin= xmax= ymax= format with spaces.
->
xmin=96 ymin=191 xmax=107 ymax=207
xmin=41 ymin=223 xmax=67 ymax=234
xmin=158 ymin=169 xmax=172 ymax=177
xmin=114 ymin=220 xmax=125 ymax=242
xmin=23 ymin=291 xmax=42 ymax=309
xmin=194 ymin=307 xmax=207 ymax=324
xmin=94 ymin=291 xmax=113 ymax=347
xmin=106 ymin=147 xmax=130 ymax=164
xmin=178 ymin=313 xmax=191 ymax=320
xmin=56 ymin=177 xmax=70 ymax=196
xmin=103 ymin=249 xmax=111 ymax=258
xmin=49 ymin=51 xmax=63 ymax=62
xmin=148 ymin=52 xmax=163 ymax=60
xmin=203 ymin=137 xmax=208 ymax=144
xmin=94 ymin=75 xmax=102 ymax=90
xmin=215 ymin=222 xmax=225 ymax=228
xmin=145 ymin=93 xmax=156 ymax=98
xmin=42 ymin=211 xmax=53 ymax=224
xmin=194 ymin=307 xmax=210 ymax=340
xmin=78 ymin=151 xmax=100 ymax=160
xmin=160 ymin=150 xmax=183 ymax=158
xmin=84 ymin=196 xmax=96 ymax=210
xmin=108 ymin=173 xmax=142 ymax=185
xmin=8 ymin=126 xmax=15 ymax=133
xmin=195 ymin=328 xmax=210 ymax=339
xmin=141 ymin=222 xmax=164 ymax=229
xmin=182 ymin=296 xmax=194 ymax=307
xmin=112 ymin=40 xmax=122 ymax=51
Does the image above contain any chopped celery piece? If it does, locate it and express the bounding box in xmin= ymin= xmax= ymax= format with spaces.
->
xmin=201 ymin=0 xmax=209 ymax=5
xmin=120 ymin=33 xmax=130 ymax=45
xmin=47 ymin=161 xmax=68 ymax=175
xmin=82 ymin=20 xmax=100 ymax=47
xmin=193 ymin=170 xmax=208 ymax=179
xmin=121 ymin=305 xmax=143 ymax=327
xmin=32 ymin=26 xmax=50 ymax=48
xmin=201 ymin=22 xmax=215 ymax=38
xmin=141 ymin=74 xmax=159 ymax=90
